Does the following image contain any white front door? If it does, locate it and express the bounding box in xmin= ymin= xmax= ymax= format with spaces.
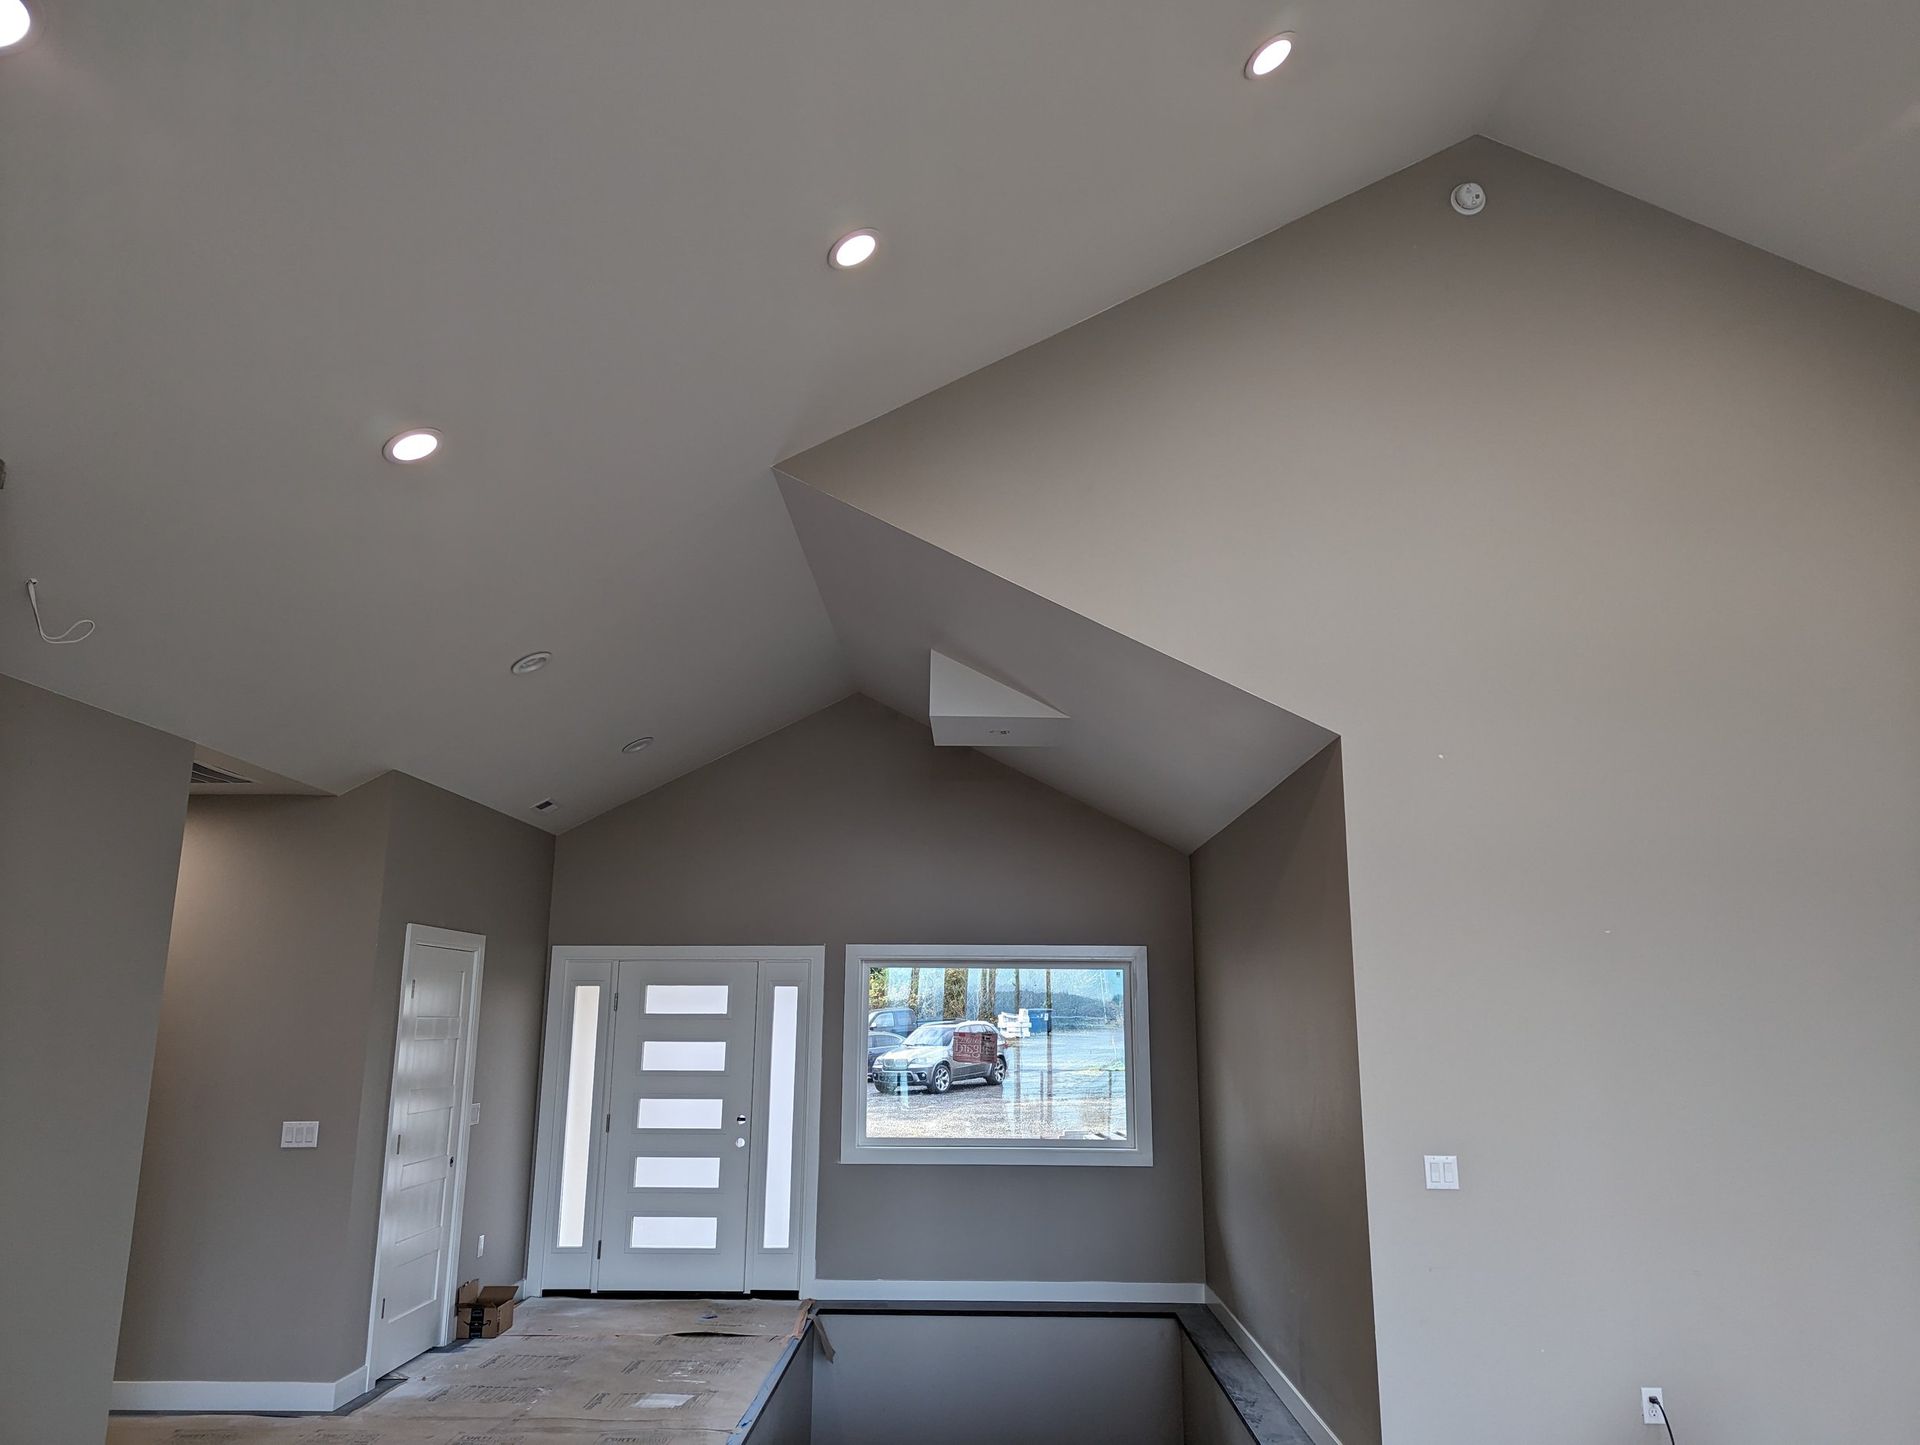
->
xmin=368 ymin=925 xmax=484 ymax=1379
xmin=595 ymin=957 xmax=761 ymax=1292
xmin=529 ymin=948 xmax=818 ymax=1297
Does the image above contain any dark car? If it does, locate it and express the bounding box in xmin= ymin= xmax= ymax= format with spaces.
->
xmin=871 ymin=1021 xmax=1007 ymax=1094
xmin=868 ymin=1006 xmax=918 ymax=1036
xmin=865 ymin=1031 xmax=906 ymax=1080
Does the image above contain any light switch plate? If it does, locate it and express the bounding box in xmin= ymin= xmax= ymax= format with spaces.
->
xmin=280 ymin=1120 xmax=319 ymax=1149
xmin=1424 ymin=1154 xmax=1459 ymax=1189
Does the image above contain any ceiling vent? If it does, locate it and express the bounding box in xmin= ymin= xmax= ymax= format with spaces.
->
xmin=190 ymin=761 xmax=254 ymax=786
xmin=928 ymin=650 xmax=1070 ymax=748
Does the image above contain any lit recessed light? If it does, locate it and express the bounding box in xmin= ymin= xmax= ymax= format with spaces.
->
xmin=829 ymin=229 xmax=878 ymax=270
xmin=1244 ymin=33 xmax=1295 ymax=78
xmin=382 ymin=428 xmax=441 ymax=463
xmin=0 ymin=1 xmax=32 ymax=50
xmin=510 ymin=651 xmax=551 ymax=675
xmin=621 ymin=736 xmax=656 ymax=754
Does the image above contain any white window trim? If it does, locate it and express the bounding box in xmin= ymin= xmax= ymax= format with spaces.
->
xmin=841 ymin=944 xmax=1153 ymax=1167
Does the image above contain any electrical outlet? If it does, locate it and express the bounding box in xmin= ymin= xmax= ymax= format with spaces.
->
xmin=1642 ymin=1387 xmax=1665 ymax=1425
xmin=477 ymin=1234 xmax=486 ymax=1257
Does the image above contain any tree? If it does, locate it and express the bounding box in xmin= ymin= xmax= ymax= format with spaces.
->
xmin=980 ymin=966 xmax=998 ymax=1021
xmin=942 ymin=967 xmax=967 ymax=1020
xmin=908 ymin=967 xmax=924 ymax=1021
xmin=868 ymin=968 xmax=887 ymax=1010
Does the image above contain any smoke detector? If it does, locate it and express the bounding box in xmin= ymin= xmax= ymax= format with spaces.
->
xmin=1450 ymin=182 xmax=1486 ymax=217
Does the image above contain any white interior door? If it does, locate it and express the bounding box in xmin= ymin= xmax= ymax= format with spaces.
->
xmin=368 ymin=925 xmax=484 ymax=1379
xmin=595 ymin=958 xmax=760 ymax=1291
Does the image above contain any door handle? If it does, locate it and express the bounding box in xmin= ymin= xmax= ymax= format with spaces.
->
xmin=735 ymin=1114 xmax=748 ymax=1125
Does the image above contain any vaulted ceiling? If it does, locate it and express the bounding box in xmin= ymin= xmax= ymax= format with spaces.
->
xmin=1 ymin=0 xmax=1910 ymax=830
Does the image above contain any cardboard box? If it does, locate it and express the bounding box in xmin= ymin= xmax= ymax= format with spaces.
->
xmin=455 ymin=1281 xmax=519 ymax=1340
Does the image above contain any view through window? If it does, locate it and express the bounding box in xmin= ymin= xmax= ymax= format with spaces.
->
xmin=859 ymin=959 xmax=1135 ymax=1148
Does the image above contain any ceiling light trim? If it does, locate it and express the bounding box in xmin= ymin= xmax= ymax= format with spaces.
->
xmin=382 ymin=428 xmax=442 ymax=463
xmin=1245 ymin=33 xmax=1295 ymax=79
xmin=829 ymin=229 xmax=879 ymax=270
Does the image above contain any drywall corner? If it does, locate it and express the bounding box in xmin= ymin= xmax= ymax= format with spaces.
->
xmin=1 ymin=675 xmax=192 ymax=1445
xmin=1192 ymin=742 xmax=1379 ymax=1445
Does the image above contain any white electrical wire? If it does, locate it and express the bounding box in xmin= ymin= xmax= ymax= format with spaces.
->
xmin=26 ymin=578 xmax=95 ymax=644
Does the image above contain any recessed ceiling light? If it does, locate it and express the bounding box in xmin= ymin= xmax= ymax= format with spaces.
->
xmin=510 ymin=651 xmax=551 ymax=675
xmin=621 ymin=736 xmax=656 ymax=754
xmin=829 ymin=229 xmax=878 ymax=270
xmin=1244 ymin=33 xmax=1295 ymax=78
xmin=0 ymin=1 xmax=32 ymax=50
xmin=382 ymin=428 xmax=441 ymax=463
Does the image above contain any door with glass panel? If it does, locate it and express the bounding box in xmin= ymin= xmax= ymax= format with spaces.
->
xmin=531 ymin=949 xmax=814 ymax=1296
xmin=596 ymin=958 xmax=759 ymax=1290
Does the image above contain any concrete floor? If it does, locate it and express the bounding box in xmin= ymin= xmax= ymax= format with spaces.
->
xmin=107 ymin=1296 xmax=800 ymax=1445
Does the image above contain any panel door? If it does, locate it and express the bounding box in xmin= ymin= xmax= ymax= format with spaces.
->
xmin=370 ymin=939 xmax=477 ymax=1376
xmin=594 ymin=958 xmax=761 ymax=1291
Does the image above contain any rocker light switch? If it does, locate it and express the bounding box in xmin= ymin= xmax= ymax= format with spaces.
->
xmin=281 ymin=1120 xmax=320 ymax=1148
xmin=1424 ymin=1154 xmax=1459 ymax=1189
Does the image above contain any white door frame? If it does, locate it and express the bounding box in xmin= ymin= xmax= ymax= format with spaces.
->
xmin=526 ymin=945 xmax=825 ymax=1296
xmin=363 ymin=924 xmax=486 ymax=1382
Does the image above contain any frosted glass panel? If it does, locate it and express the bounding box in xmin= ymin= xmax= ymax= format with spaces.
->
xmin=642 ymin=1039 xmax=727 ymax=1072
xmin=630 ymin=1215 xmax=718 ymax=1249
xmin=645 ymin=984 xmax=730 ymax=1015
xmin=638 ymin=1097 xmax=723 ymax=1130
xmin=555 ymin=985 xmax=601 ymax=1249
xmin=633 ymin=1155 xmax=721 ymax=1190
xmin=762 ymin=985 xmax=799 ymax=1249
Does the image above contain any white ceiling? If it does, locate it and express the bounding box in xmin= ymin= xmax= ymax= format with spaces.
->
xmin=0 ymin=1 xmax=1908 ymax=829
xmin=781 ymin=477 xmax=1332 ymax=852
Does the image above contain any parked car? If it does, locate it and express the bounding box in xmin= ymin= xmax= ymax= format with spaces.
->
xmin=865 ymin=1031 xmax=906 ymax=1080
xmin=868 ymin=1005 xmax=918 ymax=1036
xmin=871 ymin=1021 xmax=1007 ymax=1094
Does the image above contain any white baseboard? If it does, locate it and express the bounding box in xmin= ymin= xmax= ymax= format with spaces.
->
xmin=112 ymin=1367 xmax=369 ymax=1415
xmin=1204 ymin=1288 xmax=1343 ymax=1445
xmin=807 ymin=1278 xmax=1206 ymax=1304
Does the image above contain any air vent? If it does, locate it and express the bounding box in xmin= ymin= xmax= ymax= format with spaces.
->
xmin=191 ymin=761 xmax=254 ymax=786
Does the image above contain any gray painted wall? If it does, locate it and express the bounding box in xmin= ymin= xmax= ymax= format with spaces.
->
xmin=1 ymin=675 xmax=191 ymax=1445
xmin=361 ymin=774 xmax=556 ymax=1298
xmin=117 ymin=775 xmax=553 ymax=1385
xmin=117 ymin=788 xmax=392 ymax=1384
xmin=808 ymin=1313 xmax=1184 ymax=1445
xmin=550 ymin=694 xmax=1203 ymax=1286
xmin=780 ymin=137 xmax=1920 ymax=1442
xmin=1193 ymin=744 xmax=1378 ymax=1445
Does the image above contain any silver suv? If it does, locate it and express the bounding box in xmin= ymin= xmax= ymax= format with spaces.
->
xmin=871 ymin=1021 xmax=1007 ymax=1094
